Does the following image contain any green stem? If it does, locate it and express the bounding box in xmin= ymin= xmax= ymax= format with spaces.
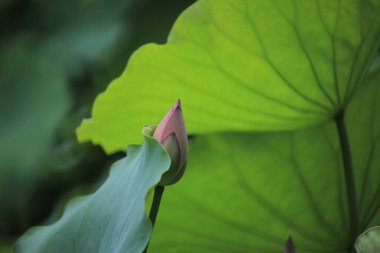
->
xmin=142 ymin=185 xmax=165 ymax=253
xmin=336 ymin=112 xmax=358 ymax=253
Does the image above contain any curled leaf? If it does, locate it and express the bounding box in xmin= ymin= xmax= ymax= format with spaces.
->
xmin=15 ymin=130 xmax=171 ymax=253
xmin=355 ymin=227 xmax=380 ymax=253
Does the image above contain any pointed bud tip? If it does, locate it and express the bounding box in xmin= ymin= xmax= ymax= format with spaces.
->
xmin=170 ymin=99 xmax=181 ymax=114
xmin=283 ymin=236 xmax=296 ymax=253
xmin=154 ymin=99 xmax=186 ymax=142
xmin=175 ymin=99 xmax=181 ymax=108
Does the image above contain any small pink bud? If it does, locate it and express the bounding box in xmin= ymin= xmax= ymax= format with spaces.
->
xmin=154 ymin=99 xmax=188 ymax=186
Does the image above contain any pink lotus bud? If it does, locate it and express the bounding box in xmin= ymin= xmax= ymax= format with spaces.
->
xmin=154 ymin=99 xmax=188 ymax=186
xmin=283 ymin=237 xmax=296 ymax=253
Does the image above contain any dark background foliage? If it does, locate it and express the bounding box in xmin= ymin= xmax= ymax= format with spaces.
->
xmin=0 ymin=0 xmax=194 ymax=250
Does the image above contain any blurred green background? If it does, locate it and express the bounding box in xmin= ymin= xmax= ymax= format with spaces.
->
xmin=0 ymin=0 xmax=194 ymax=251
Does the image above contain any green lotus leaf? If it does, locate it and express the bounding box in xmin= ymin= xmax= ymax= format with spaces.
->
xmin=15 ymin=130 xmax=171 ymax=253
xmin=77 ymin=0 xmax=380 ymax=153
xmin=147 ymin=69 xmax=380 ymax=252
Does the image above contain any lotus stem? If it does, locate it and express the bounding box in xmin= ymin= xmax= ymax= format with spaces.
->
xmin=142 ymin=185 xmax=165 ymax=253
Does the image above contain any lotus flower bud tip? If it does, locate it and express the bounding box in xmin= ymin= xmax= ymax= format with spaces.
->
xmin=153 ymin=99 xmax=188 ymax=186
xmin=283 ymin=236 xmax=296 ymax=253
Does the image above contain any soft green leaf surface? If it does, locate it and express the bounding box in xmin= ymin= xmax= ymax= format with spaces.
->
xmin=15 ymin=133 xmax=171 ymax=253
xmin=78 ymin=0 xmax=380 ymax=153
xmin=348 ymin=69 xmax=380 ymax=231
xmin=355 ymin=227 xmax=380 ymax=253
xmin=147 ymin=70 xmax=380 ymax=252
xmin=151 ymin=131 xmax=347 ymax=253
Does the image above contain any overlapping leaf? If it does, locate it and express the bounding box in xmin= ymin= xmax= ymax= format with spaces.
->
xmin=147 ymin=69 xmax=380 ymax=252
xmin=78 ymin=0 xmax=380 ymax=153
xmin=15 ymin=132 xmax=170 ymax=253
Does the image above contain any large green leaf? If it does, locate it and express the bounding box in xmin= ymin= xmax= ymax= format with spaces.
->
xmin=348 ymin=70 xmax=380 ymax=232
xmin=77 ymin=0 xmax=380 ymax=153
xmin=147 ymin=69 xmax=380 ymax=252
xmin=15 ymin=130 xmax=171 ymax=253
xmin=151 ymin=132 xmax=346 ymax=253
